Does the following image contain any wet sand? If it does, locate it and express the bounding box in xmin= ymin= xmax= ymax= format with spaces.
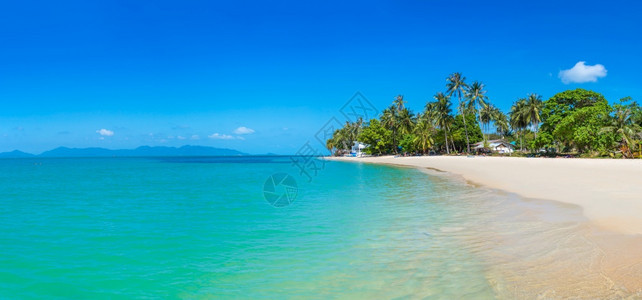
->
xmin=328 ymin=155 xmax=642 ymax=235
xmin=328 ymin=155 xmax=642 ymax=297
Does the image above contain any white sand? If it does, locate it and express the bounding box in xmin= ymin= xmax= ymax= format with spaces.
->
xmin=328 ymin=155 xmax=642 ymax=235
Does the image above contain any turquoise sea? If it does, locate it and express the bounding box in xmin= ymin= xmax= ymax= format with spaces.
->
xmin=0 ymin=156 xmax=615 ymax=298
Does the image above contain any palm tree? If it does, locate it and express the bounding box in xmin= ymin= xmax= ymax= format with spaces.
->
xmin=446 ymin=72 xmax=471 ymax=152
xmin=330 ymin=128 xmax=347 ymax=154
xmin=393 ymin=94 xmax=406 ymax=111
xmin=381 ymin=105 xmax=399 ymax=153
xmin=523 ymin=93 xmax=543 ymax=139
xmin=351 ymin=117 xmax=364 ymax=142
xmin=326 ymin=136 xmax=336 ymax=155
xmin=492 ymin=107 xmax=509 ymax=137
xmin=479 ymin=103 xmax=495 ymax=140
xmin=631 ymin=101 xmax=642 ymax=127
xmin=397 ymin=108 xmax=416 ymax=136
xmin=601 ymin=103 xmax=641 ymax=158
xmin=509 ymin=99 xmax=528 ymax=151
xmin=342 ymin=121 xmax=355 ymax=149
xmin=414 ymin=114 xmax=434 ymax=154
xmin=432 ymin=92 xmax=453 ymax=154
xmin=384 ymin=96 xmax=412 ymax=153
xmin=466 ymin=81 xmax=488 ymax=132
xmin=423 ymin=102 xmax=438 ymax=127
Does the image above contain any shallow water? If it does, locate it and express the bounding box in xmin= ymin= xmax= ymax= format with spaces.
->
xmin=0 ymin=157 xmax=640 ymax=298
xmin=418 ymin=168 xmax=642 ymax=298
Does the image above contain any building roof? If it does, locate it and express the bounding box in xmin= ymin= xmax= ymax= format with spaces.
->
xmin=472 ymin=139 xmax=514 ymax=149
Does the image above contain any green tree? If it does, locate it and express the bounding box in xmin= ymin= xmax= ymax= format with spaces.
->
xmin=329 ymin=126 xmax=350 ymax=154
xmin=429 ymin=92 xmax=454 ymax=154
xmin=479 ymin=103 xmax=495 ymax=140
xmin=553 ymin=100 xmax=613 ymax=153
xmin=393 ymin=94 xmax=406 ymax=110
xmin=493 ymin=108 xmax=510 ymax=137
xmin=631 ymin=99 xmax=642 ymax=127
xmin=326 ymin=137 xmax=336 ymax=154
xmin=381 ymin=105 xmax=399 ymax=152
xmin=397 ymin=108 xmax=416 ymax=136
xmin=413 ymin=114 xmax=435 ymax=154
xmin=509 ymin=99 xmax=528 ymax=151
xmin=326 ymin=119 xmax=365 ymax=155
xmin=466 ymin=81 xmax=489 ymax=134
xmin=399 ymin=133 xmax=418 ymax=153
xmin=446 ymin=72 xmax=471 ymax=152
xmin=601 ymin=98 xmax=641 ymax=157
xmin=539 ymin=89 xmax=608 ymax=152
xmin=523 ymin=93 xmax=543 ymax=139
xmin=358 ymin=119 xmax=392 ymax=155
xmin=451 ymin=113 xmax=483 ymax=151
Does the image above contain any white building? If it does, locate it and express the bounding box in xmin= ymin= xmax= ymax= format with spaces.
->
xmin=350 ymin=141 xmax=367 ymax=157
xmin=472 ymin=139 xmax=515 ymax=154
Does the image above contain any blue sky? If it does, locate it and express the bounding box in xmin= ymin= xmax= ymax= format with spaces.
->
xmin=1 ymin=0 xmax=641 ymax=154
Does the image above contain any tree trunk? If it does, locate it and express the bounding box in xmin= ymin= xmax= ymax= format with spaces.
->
xmin=533 ymin=122 xmax=538 ymax=140
xmin=484 ymin=122 xmax=488 ymax=141
xmin=520 ymin=134 xmax=524 ymax=152
xmin=461 ymin=96 xmax=470 ymax=153
xmin=444 ymin=130 xmax=450 ymax=154
xmin=392 ymin=128 xmax=397 ymax=154
xmin=479 ymin=104 xmax=486 ymax=142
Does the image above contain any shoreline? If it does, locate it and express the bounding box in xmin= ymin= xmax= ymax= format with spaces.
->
xmin=326 ymin=155 xmax=642 ymax=235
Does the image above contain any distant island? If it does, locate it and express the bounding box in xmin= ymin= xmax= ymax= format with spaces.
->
xmin=0 ymin=145 xmax=246 ymax=158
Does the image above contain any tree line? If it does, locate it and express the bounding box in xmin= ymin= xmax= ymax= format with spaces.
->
xmin=326 ymin=73 xmax=642 ymax=158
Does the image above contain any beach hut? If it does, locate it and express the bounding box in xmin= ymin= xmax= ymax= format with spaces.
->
xmin=472 ymin=139 xmax=515 ymax=154
xmin=350 ymin=142 xmax=367 ymax=157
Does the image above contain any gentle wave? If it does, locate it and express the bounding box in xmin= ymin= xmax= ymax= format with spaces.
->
xmin=0 ymin=158 xmax=640 ymax=298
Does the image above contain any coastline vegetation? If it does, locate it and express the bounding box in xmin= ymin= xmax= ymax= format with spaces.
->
xmin=326 ymin=73 xmax=642 ymax=158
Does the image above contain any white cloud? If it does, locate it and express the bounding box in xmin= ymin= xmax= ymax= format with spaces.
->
xmin=233 ymin=126 xmax=255 ymax=135
xmin=558 ymin=61 xmax=607 ymax=84
xmin=96 ymin=129 xmax=114 ymax=136
xmin=191 ymin=135 xmax=200 ymax=140
xmin=208 ymin=133 xmax=236 ymax=140
xmin=177 ymin=136 xmax=187 ymax=140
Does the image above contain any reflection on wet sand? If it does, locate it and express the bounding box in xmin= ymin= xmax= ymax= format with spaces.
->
xmin=424 ymin=168 xmax=642 ymax=298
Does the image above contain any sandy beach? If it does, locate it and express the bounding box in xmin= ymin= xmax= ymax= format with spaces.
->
xmin=328 ymin=155 xmax=642 ymax=235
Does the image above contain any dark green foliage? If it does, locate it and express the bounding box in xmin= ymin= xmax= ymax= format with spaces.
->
xmin=326 ymin=118 xmax=364 ymax=155
xmin=326 ymin=78 xmax=641 ymax=158
xmin=399 ymin=134 xmax=418 ymax=153
xmin=451 ymin=114 xmax=483 ymax=151
xmin=358 ymin=119 xmax=392 ymax=155
xmin=539 ymin=89 xmax=607 ymax=147
xmin=552 ymin=100 xmax=613 ymax=153
xmin=538 ymin=89 xmax=618 ymax=154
